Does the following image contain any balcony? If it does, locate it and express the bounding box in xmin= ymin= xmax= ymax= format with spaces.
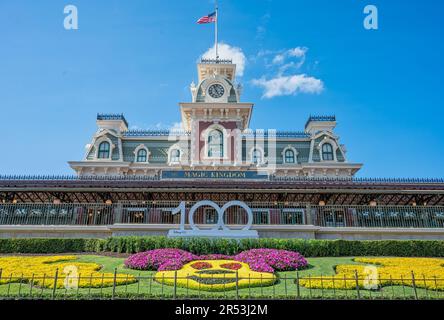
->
xmin=0 ymin=202 xmax=443 ymax=229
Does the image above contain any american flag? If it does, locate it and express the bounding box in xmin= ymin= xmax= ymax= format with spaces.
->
xmin=197 ymin=12 xmax=217 ymax=24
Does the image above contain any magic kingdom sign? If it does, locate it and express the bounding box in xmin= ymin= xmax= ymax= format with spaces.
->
xmin=161 ymin=170 xmax=268 ymax=180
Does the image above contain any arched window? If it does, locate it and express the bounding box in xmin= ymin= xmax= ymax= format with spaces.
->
xmin=322 ymin=143 xmax=334 ymax=161
xmin=207 ymin=129 xmax=223 ymax=157
xmin=98 ymin=141 xmax=110 ymax=159
xmin=171 ymin=149 xmax=181 ymax=163
xmin=136 ymin=149 xmax=147 ymax=162
xmin=284 ymin=149 xmax=295 ymax=163
xmin=252 ymin=149 xmax=262 ymax=164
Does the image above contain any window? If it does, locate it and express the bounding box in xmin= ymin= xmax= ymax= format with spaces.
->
xmin=253 ymin=209 xmax=270 ymax=224
xmin=322 ymin=209 xmax=345 ymax=227
xmin=282 ymin=209 xmax=305 ymax=225
xmin=171 ymin=149 xmax=180 ymax=163
xmin=204 ymin=208 xmax=218 ymax=224
xmin=136 ymin=149 xmax=147 ymax=162
xmin=207 ymin=129 xmax=223 ymax=157
xmin=252 ymin=149 xmax=262 ymax=164
xmin=322 ymin=143 xmax=334 ymax=161
xmin=97 ymin=141 xmax=110 ymax=159
xmin=284 ymin=149 xmax=295 ymax=163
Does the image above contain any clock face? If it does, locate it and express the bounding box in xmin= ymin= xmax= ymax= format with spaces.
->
xmin=208 ymin=84 xmax=225 ymax=99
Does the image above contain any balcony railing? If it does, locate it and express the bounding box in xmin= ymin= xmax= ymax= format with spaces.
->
xmin=0 ymin=202 xmax=444 ymax=228
xmin=1 ymin=175 xmax=443 ymax=184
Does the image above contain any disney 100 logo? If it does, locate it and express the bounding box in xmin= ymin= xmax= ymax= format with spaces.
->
xmin=168 ymin=200 xmax=258 ymax=239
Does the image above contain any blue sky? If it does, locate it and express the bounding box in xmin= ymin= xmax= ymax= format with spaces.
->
xmin=0 ymin=0 xmax=443 ymax=177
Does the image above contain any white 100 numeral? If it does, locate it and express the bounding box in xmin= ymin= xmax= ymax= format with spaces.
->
xmin=171 ymin=200 xmax=253 ymax=231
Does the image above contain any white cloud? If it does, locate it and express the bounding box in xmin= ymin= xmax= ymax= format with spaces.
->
xmin=272 ymin=54 xmax=285 ymax=65
xmin=253 ymin=46 xmax=323 ymax=98
xmin=202 ymin=43 xmax=246 ymax=76
xmin=288 ymin=47 xmax=308 ymax=58
xmin=170 ymin=122 xmax=184 ymax=130
xmin=272 ymin=47 xmax=308 ymax=67
xmin=256 ymin=13 xmax=271 ymax=40
xmin=252 ymin=74 xmax=324 ymax=99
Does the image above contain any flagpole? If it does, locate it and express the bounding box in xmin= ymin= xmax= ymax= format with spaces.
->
xmin=215 ymin=0 xmax=219 ymax=60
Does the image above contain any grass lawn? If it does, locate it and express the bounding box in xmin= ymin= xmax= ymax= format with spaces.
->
xmin=0 ymin=255 xmax=443 ymax=299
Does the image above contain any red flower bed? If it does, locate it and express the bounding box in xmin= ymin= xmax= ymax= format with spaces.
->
xmin=220 ymin=262 xmax=242 ymax=270
xmin=190 ymin=261 xmax=213 ymax=270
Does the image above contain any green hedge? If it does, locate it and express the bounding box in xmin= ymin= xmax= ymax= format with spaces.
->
xmin=101 ymin=237 xmax=444 ymax=257
xmin=0 ymin=238 xmax=105 ymax=254
xmin=2 ymin=237 xmax=444 ymax=257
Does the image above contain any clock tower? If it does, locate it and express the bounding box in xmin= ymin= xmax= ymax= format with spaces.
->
xmin=180 ymin=58 xmax=254 ymax=167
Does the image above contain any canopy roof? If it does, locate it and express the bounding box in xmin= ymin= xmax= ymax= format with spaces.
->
xmin=1 ymin=176 xmax=443 ymax=205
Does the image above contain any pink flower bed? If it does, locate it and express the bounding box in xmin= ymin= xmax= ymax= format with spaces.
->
xmin=124 ymin=248 xmax=197 ymax=271
xmin=125 ymin=248 xmax=308 ymax=273
xmin=234 ymin=249 xmax=308 ymax=272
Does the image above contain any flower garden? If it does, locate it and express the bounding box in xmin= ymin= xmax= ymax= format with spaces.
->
xmin=0 ymin=238 xmax=444 ymax=299
xmin=0 ymin=256 xmax=136 ymax=288
xmin=123 ymin=249 xmax=307 ymax=291
xmin=298 ymin=257 xmax=444 ymax=290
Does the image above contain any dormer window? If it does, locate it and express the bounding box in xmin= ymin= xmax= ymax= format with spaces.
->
xmin=322 ymin=143 xmax=334 ymax=161
xmin=252 ymin=149 xmax=263 ymax=165
xmin=207 ymin=129 xmax=224 ymax=158
xmin=171 ymin=149 xmax=181 ymax=163
xmin=167 ymin=144 xmax=183 ymax=165
xmin=284 ymin=149 xmax=295 ymax=163
xmin=133 ymin=144 xmax=150 ymax=163
xmin=136 ymin=149 xmax=147 ymax=162
xmin=98 ymin=141 xmax=110 ymax=159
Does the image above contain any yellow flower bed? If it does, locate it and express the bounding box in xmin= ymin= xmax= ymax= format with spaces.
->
xmin=299 ymin=257 xmax=444 ymax=290
xmin=155 ymin=260 xmax=277 ymax=291
xmin=0 ymin=256 xmax=136 ymax=289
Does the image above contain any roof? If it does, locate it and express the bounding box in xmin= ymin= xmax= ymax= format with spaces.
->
xmin=0 ymin=175 xmax=443 ymax=192
xmin=243 ymin=131 xmax=310 ymax=139
xmin=123 ymin=129 xmax=191 ymax=137
xmin=200 ymin=58 xmax=233 ymax=64
xmin=121 ymin=130 xmax=310 ymax=138
xmin=97 ymin=113 xmax=129 ymax=128
xmin=305 ymin=115 xmax=336 ymax=129
xmin=2 ymin=176 xmax=443 ymax=205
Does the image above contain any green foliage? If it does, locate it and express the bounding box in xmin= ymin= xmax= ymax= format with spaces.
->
xmin=100 ymin=238 xmax=444 ymax=257
xmin=1 ymin=237 xmax=444 ymax=257
xmin=0 ymin=238 xmax=105 ymax=254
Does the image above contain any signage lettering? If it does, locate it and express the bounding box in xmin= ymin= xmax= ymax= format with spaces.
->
xmin=162 ymin=170 xmax=267 ymax=180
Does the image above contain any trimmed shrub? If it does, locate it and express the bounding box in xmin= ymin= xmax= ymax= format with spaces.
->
xmin=101 ymin=237 xmax=444 ymax=257
xmin=1 ymin=237 xmax=444 ymax=257
xmin=0 ymin=238 xmax=105 ymax=254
